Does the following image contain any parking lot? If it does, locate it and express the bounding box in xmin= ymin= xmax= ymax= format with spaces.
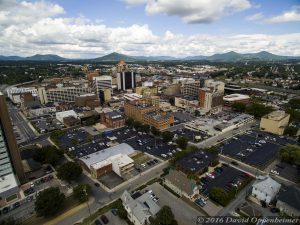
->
xmin=63 ymin=126 xmax=180 ymax=160
xmin=94 ymin=210 xmax=128 ymax=225
xmin=271 ymin=161 xmax=300 ymax=183
xmin=146 ymin=182 xmax=204 ymax=225
xmin=199 ymin=164 xmax=252 ymax=196
xmin=173 ymin=128 xmax=211 ymax=143
xmin=217 ymin=130 xmax=296 ymax=168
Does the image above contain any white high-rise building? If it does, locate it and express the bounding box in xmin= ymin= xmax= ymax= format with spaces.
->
xmin=93 ymin=76 xmax=112 ymax=94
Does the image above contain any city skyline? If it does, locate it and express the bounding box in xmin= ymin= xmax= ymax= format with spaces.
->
xmin=0 ymin=0 xmax=300 ymax=58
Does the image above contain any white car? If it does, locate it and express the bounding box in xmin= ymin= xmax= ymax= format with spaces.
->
xmin=271 ymin=170 xmax=279 ymax=175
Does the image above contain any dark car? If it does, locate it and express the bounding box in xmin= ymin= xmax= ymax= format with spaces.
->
xmin=13 ymin=202 xmax=21 ymax=208
xmin=94 ymin=219 xmax=102 ymax=225
xmin=2 ymin=207 xmax=9 ymax=214
xmin=94 ymin=183 xmax=100 ymax=187
xmin=111 ymin=208 xmax=118 ymax=216
xmin=271 ymin=208 xmax=280 ymax=213
xmin=153 ymin=159 xmax=158 ymax=163
xmin=100 ymin=215 xmax=109 ymax=224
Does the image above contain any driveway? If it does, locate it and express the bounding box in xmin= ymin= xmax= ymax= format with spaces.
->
xmin=147 ymin=183 xmax=204 ymax=225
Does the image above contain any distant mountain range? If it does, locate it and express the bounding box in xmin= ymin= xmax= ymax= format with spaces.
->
xmin=0 ymin=51 xmax=299 ymax=62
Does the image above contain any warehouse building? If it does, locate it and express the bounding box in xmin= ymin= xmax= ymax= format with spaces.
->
xmin=79 ymin=143 xmax=136 ymax=178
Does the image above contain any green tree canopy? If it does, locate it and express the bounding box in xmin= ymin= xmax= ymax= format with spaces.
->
xmin=279 ymin=144 xmax=300 ymax=166
xmin=150 ymin=206 xmax=177 ymax=225
xmin=35 ymin=187 xmax=65 ymax=217
xmin=73 ymin=184 xmax=91 ymax=203
xmin=32 ymin=145 xmax=63 ymax=166
xmin=284 ymin=126 xmax=298 ymax=137
xmin=194 ymin=110 xmax=200 ymax=117
xmin=125 ymin=117 xmax=134 ymax=127
xmin=57 ymin=162 xmax=82 ymax=183
xmin=175 ymin=136 xmax=189 ymax=149
xmin=287 ymin=98 xmax=300 ymax=110
xmin=162 ymin=131 xmax=174 ymax=143
xmin=151 ymin=126 xmax=161 ymax=136
xmin=231 ymin=102 xmax=247 ymax=112
xmin=245 ymin=103 xmax=273 ymax=118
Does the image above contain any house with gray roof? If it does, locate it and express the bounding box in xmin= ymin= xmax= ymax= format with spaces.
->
xmin=277 ymin=186 xmax=300 ymax=216
xmin=121 ymin=190 xmax=160 ymax=225
xmin=164 ymin=169 xmax=198 ymax=199
xmin=251 ymin=176 xmax=281 ymax=204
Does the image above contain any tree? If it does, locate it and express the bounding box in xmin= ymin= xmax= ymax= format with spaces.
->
xmin=50 ymin=130 xmax=64 ymax=144
xmin=57 ymin=162 xmax=82 ymax=183
xmin=84 ymin=116 xmax=98 ymax=126
xmin=284 ymin=126 xmax=298 ymax=136
xmin=73 ymin=184 xmax=91 ymax=203
xmin=133 ymin=121 xmax=142 ymax=130
xmin=175 ymin=136 xmax=188 ymax=149
xmin=279 ymin=145 xmax=300 ymax=166
xmin=33 ymin=145 xmax=63 ymax=166
xmin=246 ymin=103 xmax=273 ymax=118
xmin=231 ymin=102 xmax=246 ymax=112
xmin=162 ymin=131 xmax=174 ymax=143
xmin=115 ymin=200 xmax=127 ymax=219
xmin=150 ymin=206 xmax=176 ymax=225
xmin=287 ymin=98 xmax=300 ymax=110
xmin=151 ymin=126 xmax=161 ymax=136
xmin=210 ymin=187 xmax=233 ymax=206
xmin=35 ymin=187 xmax=65 ymax=217
xmin=125 ymin=117 xmax=134 ymax=127
xmin=140 ymin=124 xmax=150 ymax=133
xmin=194 ymin=110 xmax=200 ymax=117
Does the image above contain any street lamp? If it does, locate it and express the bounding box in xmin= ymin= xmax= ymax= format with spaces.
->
xmin=83 ymin=186 xmax=91 ymax=217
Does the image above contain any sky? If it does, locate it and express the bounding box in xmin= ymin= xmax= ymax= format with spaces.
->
xmin=0 ymin=0 xmax=300 ymax=58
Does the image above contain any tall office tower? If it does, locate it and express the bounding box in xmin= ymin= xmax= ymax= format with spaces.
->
xmin=99 ymin=89 xmax=112 ymax=105
xmin=0 ymin=92 xmax=26 ymax=204
xmin=199 ymin=88 xmax=223 ymax=114
xmin=181 ymin=80 xmax=200 ymax=97
xmin=93 ymin=76 xmax=113 ymax=95
xmin=117 ymin=72 xmax=136 ymax=90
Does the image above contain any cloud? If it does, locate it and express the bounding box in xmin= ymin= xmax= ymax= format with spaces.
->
xmin=0 ymin=0 xmax=300 ymax=57
xmin=265 ymin=6 xmax=300 ymax=23
xmin=124 ymin=0 xmax=252 ymax=23
xmin=246 ymin=13 xmax=264 ymax=21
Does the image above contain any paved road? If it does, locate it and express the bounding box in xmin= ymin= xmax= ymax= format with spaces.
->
xmin=8 ymin=103 xmax=37 ymax=142
xmin=55 ymin=161 xmax=169 ymax=225
xmin=191 ymin=120 xmax=256 ymax=149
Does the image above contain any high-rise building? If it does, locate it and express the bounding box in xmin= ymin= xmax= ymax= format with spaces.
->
xmin=181 ymin=80 xmax=200 ymax=97
xmin=199 ymin=88 xmax=223 ymax=113
xmin=93 ymin=76 xmax=112 ymax=94
xmin=117 ymin=72 xmax=136 ymax=90
xmin=99 ymin=89 xmax=112 ymax=105
xmin=0 ymin=92 xmax=25 ymax=205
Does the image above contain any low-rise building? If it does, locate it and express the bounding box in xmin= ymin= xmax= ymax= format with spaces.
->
xmin=223 ymin=94 xmax=250 ymax=106
xmin=260 ymin=111 xmax=290 ymax=135
xmin=164 ymin=170 xmax=198 ymax=199
xmin=121 ymin=190 xmax=160 ymax=225
xmin=79 ymin=143 xmax=136 ymax=178
xmin=75 ymin=94 xmax=100 ymax=109
xmin=176 ymin=151 xmax=218 ymax=176
xmin=56 ymin=110 xmax=78 ymax=123
xmin=101 ymin=111 xmax=125 ymax=128
xmin=251 ymin=176 xmax=281 ymax=204
xmin=276 ymin=186 xmax=300 ymax=217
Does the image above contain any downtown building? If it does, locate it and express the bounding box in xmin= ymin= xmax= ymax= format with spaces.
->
xmin=117 ymin=72 xmax=137 ymax=90
xmin=0 ymin=92 xmax=26 ymax=206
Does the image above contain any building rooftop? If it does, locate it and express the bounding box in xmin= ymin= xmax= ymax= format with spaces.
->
xmin=223 ymin=94 xmax=250 ymax=101
xmin=79 ymin=143 xmax=135 ymax=168
xmin=0 ymin=173 xmax=18 ymax=196
xmin=277 ymin=186 xmax=300 ymax=210
xmin=106 ymin=111 xmax=124 ymax=120
xmin=144 ymin=112 xmax=171 ymax=121
xmin=252 ymin=176 xmax=281 ymax=197
xmin=165 ymin=170 xmax=197 ymax=196
xmin=176 ymin=150 xmax=217 ymax=174
xmin=264 ymin=110 xmax=288 ymax=121
xmin=91 ymin=153 xmax=133 ymax=170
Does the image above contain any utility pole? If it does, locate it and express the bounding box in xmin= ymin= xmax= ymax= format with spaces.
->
xmin=84 ymin=186 xmax=91 ymax=217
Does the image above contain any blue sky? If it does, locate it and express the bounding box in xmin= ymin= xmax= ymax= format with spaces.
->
xmin=0 ymin=0 xmax=300 ymax=57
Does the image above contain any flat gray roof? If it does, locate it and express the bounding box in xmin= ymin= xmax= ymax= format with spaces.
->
xmin=79 ymin=143 xmax=135 ymax=167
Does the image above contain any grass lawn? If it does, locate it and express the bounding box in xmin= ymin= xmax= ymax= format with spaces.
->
xmin=131 ymin=152 xmax=151 ymax=164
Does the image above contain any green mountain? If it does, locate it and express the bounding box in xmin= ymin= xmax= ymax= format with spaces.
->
xmin=93 ymin=52 xmax=136 ymax=62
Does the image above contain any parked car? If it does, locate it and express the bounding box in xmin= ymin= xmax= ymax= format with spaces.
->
xmin=94 ymin=183 xmax=100 ymax=187
xmin=270 ymin=208 xmax=280 ymax=213
xmin=100 ymin=215 xmax=109 ymax=224
xmin=94 ymin=219 xmax=102 ymax=225
xmin=111 ymin=208 xmax=118 ymax=216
